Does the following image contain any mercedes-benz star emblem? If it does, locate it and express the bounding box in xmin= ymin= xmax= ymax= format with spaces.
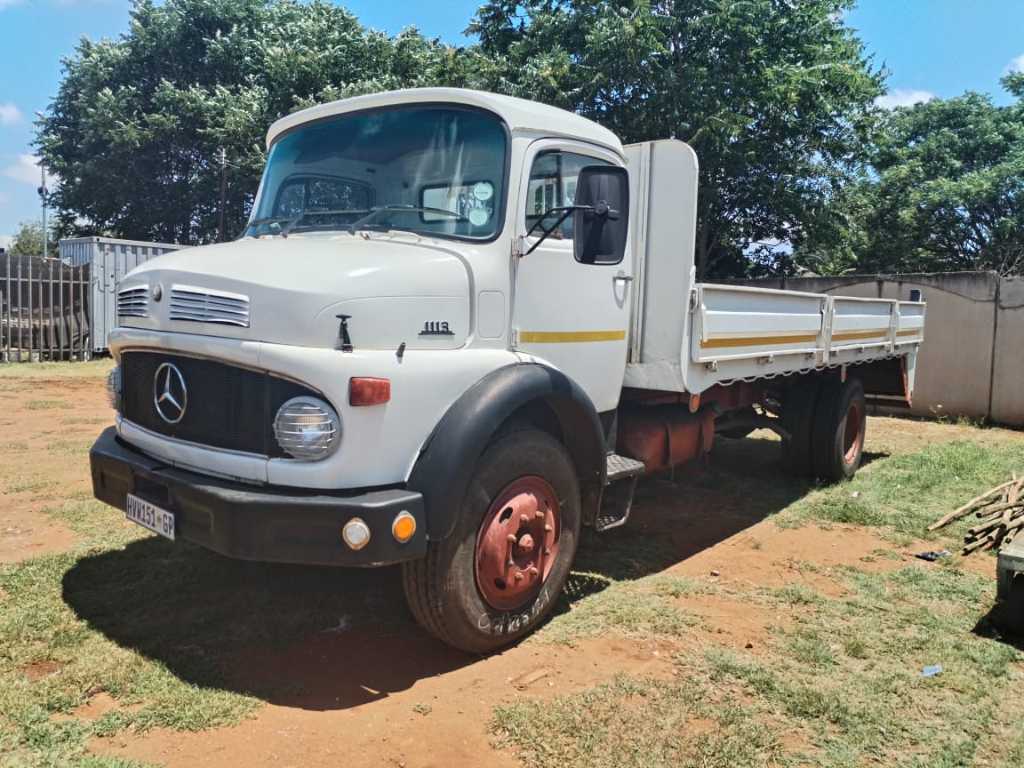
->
xmin=153 ymin=363 xmax=187 ymax=424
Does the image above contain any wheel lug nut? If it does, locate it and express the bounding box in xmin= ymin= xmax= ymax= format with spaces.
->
xmin=519 ymin=514 xmax=530 ymax=526
xmin=527 ymin=566 xmax=539 ymax=577
xmin=514 ymin=572 xmax=524 ymax=582
xmin=507 ymin=534 xmax=517 ymax=543
xmin=544 ymin=524 xmax=552 ymax=532
xmin=535 ymin=510 xmax=544 ymax=519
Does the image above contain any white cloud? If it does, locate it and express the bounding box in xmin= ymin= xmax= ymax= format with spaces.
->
xmin=2 ymin=154 xmax=55 ymax=187
xmin=0 ymin=102 xmax=23 ymax=126
xmin=0 ymin=0 xmax=24 ymax=8
xmin=874 ymin=89 xmax=936 ymax=110
xmin=1006 ymin=54 xmax=1024 ymax=75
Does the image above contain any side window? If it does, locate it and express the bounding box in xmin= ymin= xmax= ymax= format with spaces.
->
xmin=525 ymin=151 xmax=611 ymax=240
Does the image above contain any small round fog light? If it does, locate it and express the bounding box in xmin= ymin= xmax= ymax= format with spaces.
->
xmin=392 ymin=511 xmax=417 ymax=544
xmin=342 ymin=517 xmax=371 ymax=550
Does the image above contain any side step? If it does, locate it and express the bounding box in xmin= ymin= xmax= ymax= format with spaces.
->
xmin=596 ymin=454 xmax=645 ymax=532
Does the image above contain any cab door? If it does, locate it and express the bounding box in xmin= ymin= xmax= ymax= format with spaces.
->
xmin=511 ymin=140 xmax=632 ymax=412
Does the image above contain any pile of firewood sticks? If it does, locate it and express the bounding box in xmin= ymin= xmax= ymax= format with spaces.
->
xmin=928 ymin=476 xmax=1024 ymax=555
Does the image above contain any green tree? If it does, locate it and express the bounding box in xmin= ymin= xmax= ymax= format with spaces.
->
xmin=844 ymin=78 xmax=1024 ymax=276
xmin=790 ymin=175 xmax=873 ymax=275
xmin=7 ymin=220 xmax=56 ymax=257
xmin=470 ymin=0 xmax=884 ymax=278
xmin=37 ymin=0 xmax=488 ymax=245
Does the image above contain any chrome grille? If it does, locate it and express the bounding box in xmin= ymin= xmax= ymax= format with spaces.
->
xmin=117 ymin=286 xmax=149 ymax=318
xmin=169 ymin=285 xmax=250 ymax=328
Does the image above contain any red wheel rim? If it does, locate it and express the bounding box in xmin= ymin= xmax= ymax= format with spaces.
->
xmin=475 ymin=476 xmax=560 ymax=611
xmin=843 ymin=400 xmax=864 ymax=464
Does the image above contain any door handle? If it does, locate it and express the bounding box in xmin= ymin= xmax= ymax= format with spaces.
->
xmin=613 ymin=274 xmax=634 ymax=283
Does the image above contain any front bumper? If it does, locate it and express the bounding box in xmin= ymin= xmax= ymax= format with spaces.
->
xmin=90 ymin=427 xmax=426 ymax=566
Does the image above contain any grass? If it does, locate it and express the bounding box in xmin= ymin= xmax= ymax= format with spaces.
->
xmin=0 ymin=360 xmax=114 ymax=379
xmin=2 ymin=372 xmax=1023 ymax=767
xmin=1 ymin=476 xmax=60 ymax=495
xmin=25 ymin=400 xmax=70 ymax=411
xmin=787 ymin=439 xmax=1024 ymax=540
xmin=706 ymin=564 xmax=1024 ymax=766
xmin=46 ymin=439 xmax=96 ymax=456
xmin=0 ymin=499 xmax=414 ymax=766
xmin=536 ymin=576 xmax=697 ymax=644
xmin=0 ymin=516 xmax=259 ymax=766
xmin=493 ymin=675 xmax=782 ymax=768
xmin=494 ymin=437 xmax=1024 ymax=768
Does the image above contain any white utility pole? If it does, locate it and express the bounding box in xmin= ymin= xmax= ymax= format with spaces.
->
xmin=34 ymin=112 xmax=49 ymax=260
xmin=38 ymin=162 xmax=48 ymax=260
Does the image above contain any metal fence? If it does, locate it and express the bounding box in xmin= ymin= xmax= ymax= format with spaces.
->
xmin=1 ymin=252 xmax=91 ymax=362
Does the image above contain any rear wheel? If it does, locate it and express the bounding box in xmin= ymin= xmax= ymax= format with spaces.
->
xmin=780 ymin=378 xmax=820 ymax=477
xmin=811 ymin=377 xmax=866 ymax=481
xmin=402 ymin=429 xmax=581 ymax=653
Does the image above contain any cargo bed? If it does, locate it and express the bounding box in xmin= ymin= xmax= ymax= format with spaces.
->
xmin=623 ymin=140 xmax=924 ymax=396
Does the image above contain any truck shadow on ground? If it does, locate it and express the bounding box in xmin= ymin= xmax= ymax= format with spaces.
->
xmin=62 ymin=434 xmax=817 ymax=712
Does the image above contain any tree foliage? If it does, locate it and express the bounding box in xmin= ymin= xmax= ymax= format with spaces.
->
xmin=37 ymin=0 xmax=489 ymax=244
xmin=469 ymin=0 xmax=884 ymax=277
xmin=849 ymin=81 xmax=1024 ymax=276
xmin=35 ymin=0 xmax=1023 ymax=277
xmin=7 ymin=221 xmax=56 ymax=257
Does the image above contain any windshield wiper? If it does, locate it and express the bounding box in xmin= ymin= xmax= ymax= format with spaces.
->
xmin=347 ymin=205 xmax=469 ymax=235
xmin=278 ymin=208 xmax=374 ymax=237
xmin=244 ymin=216 xmax=296 ymax=237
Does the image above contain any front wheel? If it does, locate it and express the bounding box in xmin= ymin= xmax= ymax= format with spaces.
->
xmin=402 ymin=429 xmax=581 ymax=653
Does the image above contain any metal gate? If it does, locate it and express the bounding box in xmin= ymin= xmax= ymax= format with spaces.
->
xmin=0 ymin=252 xmax=90 ymax=362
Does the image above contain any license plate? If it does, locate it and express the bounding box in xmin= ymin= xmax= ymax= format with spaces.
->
xmin=126 ymin=493 xmax=176 ymax=541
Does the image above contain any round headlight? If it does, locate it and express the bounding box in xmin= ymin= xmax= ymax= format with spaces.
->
xmin=106 ymin=365 xmax=122 ymax=410
xmin=273 ymin=396 xmax=340 ymax=461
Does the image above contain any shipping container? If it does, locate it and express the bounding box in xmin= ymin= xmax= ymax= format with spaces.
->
xmin=59 ymin=237 xmax=183 ymax=352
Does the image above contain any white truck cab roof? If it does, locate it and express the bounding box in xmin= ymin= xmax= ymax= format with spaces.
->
xmin=265 ymin=87 xmax=625 ymax=156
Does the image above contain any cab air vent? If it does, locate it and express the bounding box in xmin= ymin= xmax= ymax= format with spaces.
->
xmin=117 ymin=286 xmax=149 ymax=319
xmin=169 ymin=285 xmax=250 ymax=328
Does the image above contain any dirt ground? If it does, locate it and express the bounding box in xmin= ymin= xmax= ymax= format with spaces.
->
xmin=1 ymin=374 xmax=1021 ymax=767
xmin=0 ymin=375 xmax=111 ymax=563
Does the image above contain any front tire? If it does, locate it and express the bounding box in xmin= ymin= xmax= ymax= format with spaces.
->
xmin=402 ymin=429 xmax=581 ymax=653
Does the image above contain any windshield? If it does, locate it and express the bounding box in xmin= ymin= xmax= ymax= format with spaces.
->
xmin=245 ymin=105 xmax=507 ymax=240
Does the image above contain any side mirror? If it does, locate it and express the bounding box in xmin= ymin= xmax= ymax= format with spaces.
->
xmin=573 ymin=165 xmax=629 ymax=265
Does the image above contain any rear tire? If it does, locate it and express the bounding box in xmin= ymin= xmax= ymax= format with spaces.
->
xmin=780 ymin=378 xmax=820 ymax=476
xmin=402 ymin=429 xmax=581 ymax=653
xmin=811 ymin=377 xmax=866 ymax=482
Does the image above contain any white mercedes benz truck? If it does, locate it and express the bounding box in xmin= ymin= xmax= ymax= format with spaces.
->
xmin=91 ymin=88 xmax=926 ymax=652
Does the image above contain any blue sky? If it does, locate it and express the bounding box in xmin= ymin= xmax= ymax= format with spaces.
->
xmin=2 ymin=0 xmax=1023 ymax=244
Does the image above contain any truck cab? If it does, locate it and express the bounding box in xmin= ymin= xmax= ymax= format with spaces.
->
xmin=91 ymin=88 xmax=924 ymax=652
